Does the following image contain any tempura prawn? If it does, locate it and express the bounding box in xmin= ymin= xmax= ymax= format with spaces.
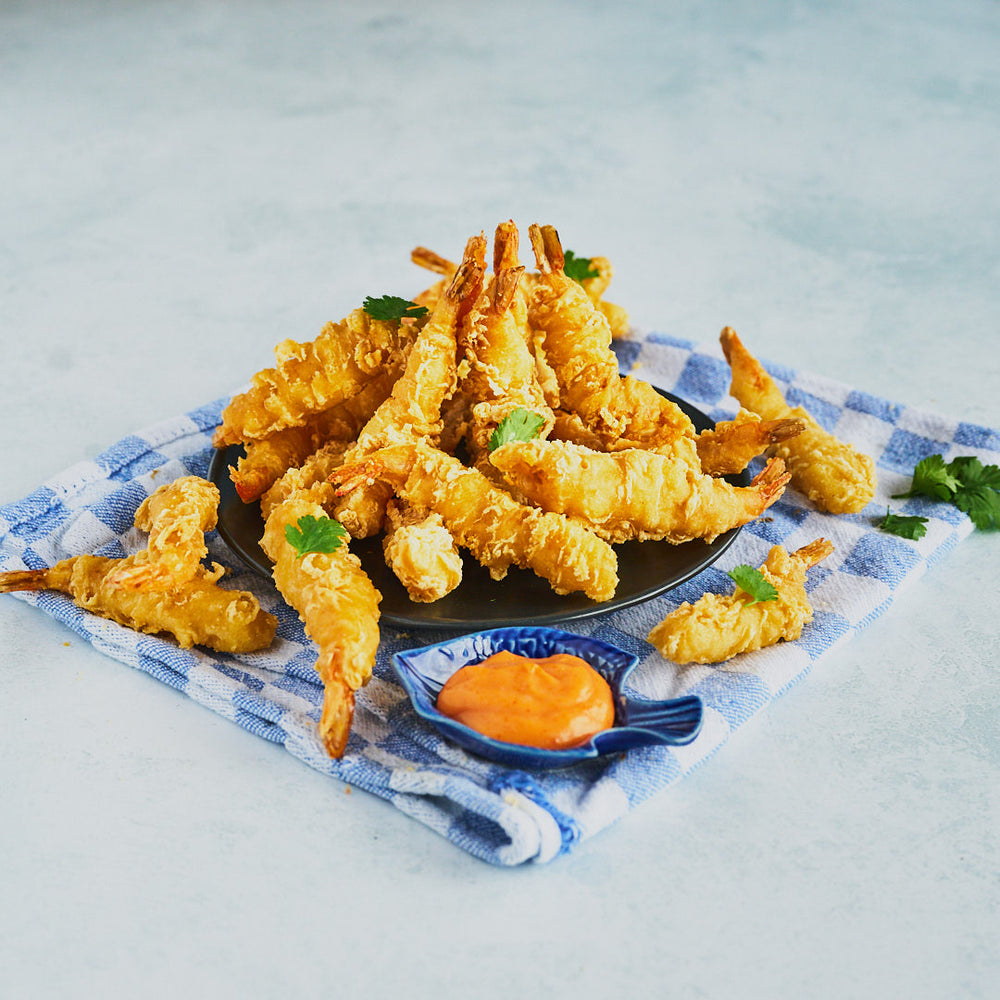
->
xmin=333 ymin=440 xmax=619 ymax=602
xmin=261 ymin=494 xmax=381 ymax=758
xmin=647 ymin=538 xmax=834 ymax=664
xmin=382 ymin=500 xmax=463 ymax=603
xmin=105 ymin=476 xmax=219 ymax=591
xmin=1 ymin=477 xmax=277 ymax=652
xmin=228 ymin=369 xmax=399 ymax=503
xmin=213 ymin=308 xmax=417 ymax=447
xmin=720 ymin=327 xmax=877 ymax=513
xmin=527 ymin=223 xmax=694 ymax=446
xmin=489 ymin=436 xmax=790 ymax=544
xmin=333 ymin=238 xmax=485 ymax=537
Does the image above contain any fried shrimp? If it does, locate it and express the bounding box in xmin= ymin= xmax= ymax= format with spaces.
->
xmin=213 ymin=309 xmax=417 ymax=448
xmin=463 ymin=226 xmax=554 ymax=469
xmin=647 ymin=538 xmax=834 ymax=664
xmin=527 ymin=223 xmax=694 ymax=446
xmin=694 ymin=410 xmax=806 ymax=477
xmin=228 ymin=370 xmax=399 ymax=503
xmin=259 ymin=439 xmax=352 ymax=520
xmin=105 ymin=476 xmax=219 ymax=591
xmin=261 ymin=495 xmax=381 ymax=758
xmin=382 ymin=500 xmax=463 ymax=603
xmin=333 ymin=240 xmax=486 ymax=538
xmin=720 ymin=327 xmax=877 ymax=514
xmin=551 ymin=405 xmax=804 ymax=477
xmin=333 ymin=441 xmax=619 ymax=602
xmin=0 ymin=557 xmax=276 ymax=652
xmin=489 ymin=436 xmax=790 ymax=544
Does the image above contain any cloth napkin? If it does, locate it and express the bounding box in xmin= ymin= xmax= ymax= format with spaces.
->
xmin=3 ymin=331 xmax=997 ymax=866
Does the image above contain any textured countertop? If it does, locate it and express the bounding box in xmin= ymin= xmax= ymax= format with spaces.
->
xmin=1 ymin=2 xmax=997 ymax=997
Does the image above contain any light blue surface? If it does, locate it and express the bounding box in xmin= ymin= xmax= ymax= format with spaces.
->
xmin=1 ymin=1 xmax=998 ymax=997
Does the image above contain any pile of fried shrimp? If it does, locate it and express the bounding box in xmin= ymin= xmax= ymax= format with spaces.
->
xmin=1 ymin=221 xmax=878 ymax=758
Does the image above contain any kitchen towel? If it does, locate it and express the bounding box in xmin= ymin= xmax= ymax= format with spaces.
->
xmin=2 ymin=331 xmax=997 ymax=865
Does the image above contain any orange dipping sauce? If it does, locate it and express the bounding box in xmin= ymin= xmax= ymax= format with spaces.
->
xmin=436 ymin=650 xmax=616 ymax=750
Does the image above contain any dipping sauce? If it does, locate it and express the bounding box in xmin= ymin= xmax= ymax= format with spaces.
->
xmin=436 ymin=650 xmax=616 ymax=749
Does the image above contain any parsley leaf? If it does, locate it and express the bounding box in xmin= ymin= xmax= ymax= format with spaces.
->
xmin=727 ymin=565 xmax=779 ymax=605
xmin=362 ymin=295 xmax=429 ymax=322
xmin=892 ymin=453 xmax=1000 ymax=531
xmin=563 ymin=250 xmax=600 ymax=284
xmin=891 ymin=454 xmax=960 ymax=502
xmin=284 ymin=515 xmax=348 ymax=559
xmin=953 ymin=485 xmax=1000 ymax=531
xmin=487 ymin=407 xmax=547 ymax=452
xmin=879 ymin=508 xmax=929 ymax=540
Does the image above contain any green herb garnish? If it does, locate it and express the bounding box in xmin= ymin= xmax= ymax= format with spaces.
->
xmin=563 ymin=249 xmax=600 ymax=284
xmin=891 ymin=454 xmax=961 ymax=502
xmin=487 ymin=407 xmax=547 ymax=452
xmin=727 ymin=565 xmax=779 ymax=605
xmin=362 ymin=295 xmax=429 ymax=322
xmin=892 ymin=454 xmax=1000 ymax=530
xmin=284 ymin=515 xmax=348 ymax=559
xmin=879 ymin=508 xmax=929 ymax=541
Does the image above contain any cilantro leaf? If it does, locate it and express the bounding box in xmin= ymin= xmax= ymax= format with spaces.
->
xmin=563 ymin=249 xmax=600 ymax=284
xmin=487 ymin=407 xmax=547 ymax=452
xmin=891 ymin=454 xmax=960 ymax=501
xmin=362 ymin=295 xmax=429 ymax=322
xmin=892 ymin=453 xmax=1000 ymax=531
xmin=947 ymin=456 xmax=1000 ymax=491
xmin=284 ymin=515 xmax=348 ymax=559
xmin=879 ymin=508 xmax=929 ymax=541
xmin=727 ymin=565 xmax=779 ymax=605
xmin=953 ymin=486 xmax=1000 ymax=531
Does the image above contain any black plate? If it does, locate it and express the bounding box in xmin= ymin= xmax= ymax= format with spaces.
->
xmin=208 ymin=392 xmax=747 ymax=629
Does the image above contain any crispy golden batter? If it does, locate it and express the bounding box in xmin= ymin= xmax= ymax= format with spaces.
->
xmin=551 ymin=406 xmax=804 ymax=477
xmin=462 ymin=229 xmax=554 ymax=480
xmin=0 ymin=475 xmax=276 ymax=651
xmin=261 ymin=494 xmax=381 ymax=758
xmin=694 ymin=409 xmax=806 ymax=477
xmin=489 ymin=436 xmax=790 ymax=544
xmin=334 ymin=441 xmax=619 ymax=602
xmin=382 ymin=500 xmax=463 ymax=603
xmin=213 ymin=309 xmax=416 ymax=447
xmin=105 ymin=476 xmax=219 ymax=591
xmin=527 ymin=223 xmax=693 ymax=447
xmin=259 ymin=439 xmax=351 ymax=521
xmin=229 ymin=370 xmax=399 ymax=503
xmin=720 ymin=327 xmax=877 ymax=514
xmin=647 ymin=539 xmax=834 ymax=663
xmin=333 ymin=241 xmax=486 ymax=538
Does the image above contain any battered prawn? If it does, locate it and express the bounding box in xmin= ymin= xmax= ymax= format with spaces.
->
xmin=261 ymin=494 xmax=381 ymax=758
xmin=105 ymin=476 xmax=219 ymax=591
xmin=488 ymin=436 xmax=790 ymax=544
xmin=720 ymin=327 xmax=877 ymax=513
xmin=647 ymin=538 xmax=834 ymax=664
xmin=462 ymin=224 xmax=553 ymax=471
xmin=259 ymin=439 xmax=352 ymax=520
xmin=333 ymin=238 xmax=485 ymax=538
xmin=0 ymin=557 xmax=277 ymax=653
xmin=551 ymin=406 xmax=805 ymax=477
xmin=213 ymin=308 xmax=416 ymax=448
xmin=694 ymin=410 xmax=806 ymax=476
xmin=382 ymin=500 xmax=463 ymax=603
xmin=527 ymin=223 xmax=694 ymax=446
xmin=228 ymin=369 xmax=399 ymax=503
xmin=1 ymin=476 xmax=276 ymax=651
xmin=333 ymin=441 xmax=619 ymax=602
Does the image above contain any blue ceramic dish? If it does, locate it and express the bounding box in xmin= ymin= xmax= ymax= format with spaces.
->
xmin=390 ymin=626 xmax=704 ymax=769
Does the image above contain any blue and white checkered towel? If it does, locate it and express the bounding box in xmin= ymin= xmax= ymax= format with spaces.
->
xmin=3 ymin=332 xmax=997 ymax=865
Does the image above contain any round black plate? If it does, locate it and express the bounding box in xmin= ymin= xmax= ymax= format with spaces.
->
xmin=208 ymin=392 xmax=748 ymax=629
